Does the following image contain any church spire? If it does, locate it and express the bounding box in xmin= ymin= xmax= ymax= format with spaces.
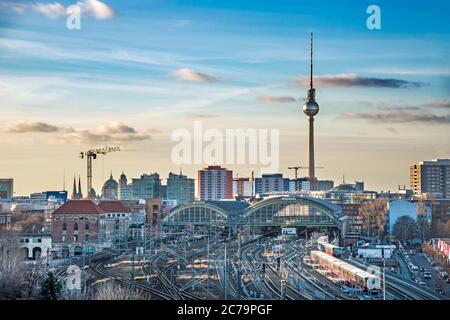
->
xmin=72 ymin=175 xmax=77 ymax=199
xmin=78 ymin=176 xmax=83 ymax=199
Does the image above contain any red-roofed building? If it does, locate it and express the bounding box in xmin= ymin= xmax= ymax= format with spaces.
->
xmin=52 ymin=200 xmax=104 ymax=257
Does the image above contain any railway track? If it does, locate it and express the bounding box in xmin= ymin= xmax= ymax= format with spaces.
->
xmin=345 ymin=257 xmax=444 ymax=300
xmin=91 ymin=254 xmax=174 ymax=300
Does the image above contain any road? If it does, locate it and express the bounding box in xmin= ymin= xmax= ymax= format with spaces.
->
xmin=408 ymin=252 xmax=449 ymax=297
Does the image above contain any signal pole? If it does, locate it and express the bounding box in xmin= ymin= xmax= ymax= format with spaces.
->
xmin=207 ymin=234 xmax=210 ymax=291
xmin=224 ymin=241 xmax=228 ymax=300
xmin=237 ymin=231 xmax=241 ymax=299
xmin=131 ymin=251 xmax=135 ymax=290
xmin=383 ymin=258 xmax=386 ymax=300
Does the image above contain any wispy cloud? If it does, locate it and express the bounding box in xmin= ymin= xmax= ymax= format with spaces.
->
xmin=336 ymin=111 xmax=450 ymax=125
xmin=187 ymin=114 xmax=219 ymax=119
xmin=1 ymin=0 xmax=115 ymax=20
xmin=293 ymin=74 xmax=425 ymax=88
xmin=258 ymin=95 xmax=297 ymax=104
xmin=4 ymin=121 xmax=61 ymax=133
xmin=377 ymin=104 xmax=421 ymax=111
xmin=0 ymin=1 xmax=28 ymax=13
xmin=361 ymin=100 xmax=450 ymax=112
xmin=32 ymin=2 xmax=66 ymax=19
xmin=2 ymin=121 xmax=154 ymax=144
xmin=425 ymin=100 xmax=450 ymax=109
xmin=385 ymin=127 xmax=399 ymax=134
xmin=172 ymin=68 xmax=219 ymax=83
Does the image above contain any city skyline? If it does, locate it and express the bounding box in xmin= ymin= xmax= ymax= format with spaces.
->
xmin=1 ymin=0 xmax=449 ymax=195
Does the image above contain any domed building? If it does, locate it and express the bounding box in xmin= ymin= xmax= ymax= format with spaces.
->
xmin=102 ymin=173 xmax=119 ymax=200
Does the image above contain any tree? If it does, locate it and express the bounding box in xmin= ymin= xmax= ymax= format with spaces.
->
xmin=416 ymin=200 xmax=431 ymax=242
xmin=433 ymin=219 xmax=450 ymax=238
xmin=92 ymin=281 xmax=149 ymax=300
xmin=41 ymin=271 xmax=62 ymax=300
xmin=393 ymin=215 xmax=418 ymax=241
xmin=359 ymin=199 xmax=387 ymax=238
xmin=0 ymin=234 xmax=48 ymax=299
xmin=11 ymin=212 xmax=44 ymax=233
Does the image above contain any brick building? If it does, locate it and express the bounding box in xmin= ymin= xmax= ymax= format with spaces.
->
xmin=52 ymin=200 xmax=104 ymax=257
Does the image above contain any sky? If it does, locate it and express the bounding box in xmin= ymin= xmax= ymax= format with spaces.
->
xmin=0 ymin=0 xmax=449 ymax=196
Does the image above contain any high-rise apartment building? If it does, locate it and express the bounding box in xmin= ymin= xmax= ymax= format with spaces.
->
xmin=0 ymin=178 xmax=13 ymax=199
xmin=166 ymin=172 xmax=195 ymax=204
xmin=255 ymin=174 xmax=289 ymax=194
xmin=118 ymin=173 xmax=162 ymax=200
xmin=410 ymin=159 xmax=450 ymax=199
xmin=198 ymin=166 xmax=233 ymax=201
xmin=232 ymin=177 xmax=253 ymax=197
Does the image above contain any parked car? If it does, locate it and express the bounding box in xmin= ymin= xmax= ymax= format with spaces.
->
xmin=435 ymin=287 xmax=445 ymax=295
xmin=424 ymin=271 xmax=432 ymax=279
xmin=440 ymin=271 xmax=449 ymax=280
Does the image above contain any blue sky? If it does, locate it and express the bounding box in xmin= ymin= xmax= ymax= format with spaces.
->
xmin=0 ymin=0 xmax=449 ymax=195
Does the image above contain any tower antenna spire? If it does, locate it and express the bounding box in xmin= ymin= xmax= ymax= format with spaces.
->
xmin=310 ymin=32 xmax=313 ymax=90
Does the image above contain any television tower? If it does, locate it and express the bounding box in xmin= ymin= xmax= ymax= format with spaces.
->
xmin=302 ymin=32 xmax=319 ymax=190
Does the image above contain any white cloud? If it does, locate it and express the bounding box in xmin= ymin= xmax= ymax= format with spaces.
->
xmin=77 ymin=0 xmax=115 ymax=19
xmin=32 ymin=2 xmax=66 ymax=19
xmin=172 ymin=68 xmax=218 ymax=83
xmin=97 ymin=122 xmax=136 ymax=134
xmin=0 ymin=0 xmax=115 ymax=20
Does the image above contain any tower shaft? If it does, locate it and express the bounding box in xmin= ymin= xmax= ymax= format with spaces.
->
xmin=308 ymin=116 xmax=316 ymax=189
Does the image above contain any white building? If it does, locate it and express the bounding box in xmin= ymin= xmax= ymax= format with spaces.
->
xmin=18 ymin=234 xmax=52 ymax=260
xmin=386 ymin=199 xmax=432 ymax=234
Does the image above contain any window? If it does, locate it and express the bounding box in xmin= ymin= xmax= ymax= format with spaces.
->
xmin=74 ymin=235 xmax=78 ymax=242
xmin=62 ymin=223 xmax=67 ymax=231
xmin=85 ymin=234 xmax=89 ymax=241
xmin=85 ymin=223 xmax=89 ymax=230
xmin=74 ymin=223 xmax=78 ymax=231
xmin=37 ymin=239 xmax=42 ymax=243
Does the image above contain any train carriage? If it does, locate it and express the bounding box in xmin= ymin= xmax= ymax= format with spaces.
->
xmin=317 ymin=241 xmax=343 ymax=257
xmin=310 ymin=250 xmax=381 ymax=292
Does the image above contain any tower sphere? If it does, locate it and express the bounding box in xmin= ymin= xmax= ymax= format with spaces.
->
xmin=303 ymin=99 xmax=319 ymax=117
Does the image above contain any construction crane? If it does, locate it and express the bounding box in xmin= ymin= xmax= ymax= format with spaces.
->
xmin=80 ymin=146 xmax=120 ymax=199
xmin=288 ymin=165 xmax=324 ymax=191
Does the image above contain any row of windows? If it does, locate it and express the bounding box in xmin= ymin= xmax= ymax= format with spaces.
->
xmin=62 ymin=222 xmax=89 ymax=231
xmin=106 ymin=213 xmax=128 ymax=218
xmin=20 ymin=238 xmax=42 ymax=243
xmin=61 ymin=234 xmax=90 ymax=242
